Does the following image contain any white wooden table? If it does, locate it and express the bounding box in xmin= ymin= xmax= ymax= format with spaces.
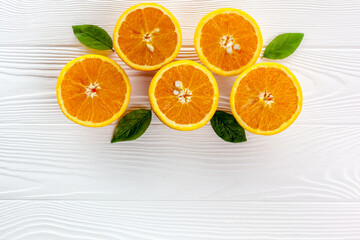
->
xmin=1 ymin=0 xmax=360 ymax=239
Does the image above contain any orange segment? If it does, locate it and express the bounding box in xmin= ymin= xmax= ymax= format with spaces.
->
xmin=113 ymin=3 xmax=182 ymax=71
xmin=149 ymin=60 xmax=219 ymax=131
xmin=230 ymin=62 xmax=302 ymax=135
xmin=57 ymin=55 xmax=131 ymax=127
xmin=194 ymin=8 xmax=263 ymax=76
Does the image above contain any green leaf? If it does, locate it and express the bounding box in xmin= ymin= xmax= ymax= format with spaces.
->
xmin=111 ymin=109 xmax=152 ymax=143
xmin=210 ymin=111 xmax=247 ymax=143
xmin=72 ymin=25 xmax=113 ymax=50
xmin=263 ymin=33 xmax=304 ymax=59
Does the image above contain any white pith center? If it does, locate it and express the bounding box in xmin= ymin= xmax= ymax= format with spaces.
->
xmin=173 ymin=80 xmax=192 ymax=103
xmin=220 ymin=35 xmax=241 ymax=54
xmin=143 ymin=28 xmax=159 ymax=53
xmin=259 ymin=91 xmax=274 ymax=106
xmin=85 ymin=82 xmax=101 ymax=98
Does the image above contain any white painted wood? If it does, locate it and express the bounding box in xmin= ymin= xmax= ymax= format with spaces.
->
xmin=1 ymin=0 xmax=360 ymax=238
xmin=1 ymin=201 xmax=360 ymax=240
xmin=2 ymin=123 xmax=360 ymax=200
xmin=0 ymin=0 xmax=359 ymax=47
xmin=1 ymin=48 xmax=360 ymax=125
xmin=1 ymin=46 xmax=360 ymax=200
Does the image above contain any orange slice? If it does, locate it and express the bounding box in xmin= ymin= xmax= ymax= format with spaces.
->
xmin=113 ymin=3 xmax=182 ymax=71
xmin=230 ymin=62 xmax=302 ymax=135
xmin=194 ymin=8 xmax=263 ymax=76
xmin=57 ymin=54 xmax=131 ymax=127
xmin=149 ymin=60 xmax=219 ymax=131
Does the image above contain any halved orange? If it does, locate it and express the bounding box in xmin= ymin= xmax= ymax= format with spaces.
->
xmin=149 ymin=60 xmax=219 ymax=131
xmin=113 ymin=3 xmax=182 ymax=71
xmin=230 ymin=62 xmax=302 ymax=135
xmin=57 ymin=54 xmax=131 ymax=127
xmin=194 ymin=8 xmax=262 ymax=76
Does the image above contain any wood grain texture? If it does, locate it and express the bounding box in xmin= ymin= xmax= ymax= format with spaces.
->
xmin=1 ymin=123 xmax=360 ymax=200
xmin=1 ymin=47 xmax=360 ymax=126
xmin=0 ymin=0 xmax=359 ymax=201
xmin=0 ymin=48 xmax=359 ymax=200
xmin=1 ymin=201 xmax=360 ymax=240
xmin=1 ymin=0 xmax=360 ymax=238
xmin=0 ymin=0 xmax=359 ymax=47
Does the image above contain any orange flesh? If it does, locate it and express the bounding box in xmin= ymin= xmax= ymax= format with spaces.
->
xmin=154 ymin=65 xmax=215 ymax=124
xmin=234 ymin=67 xmax=299 ymax=131
xmin=60 ymin=59 xmax=127 ymax=123
xmin=117 ymin=7 xmax=178 ymax=66
xmin=200 ymin=13 xmax=258 ymax=71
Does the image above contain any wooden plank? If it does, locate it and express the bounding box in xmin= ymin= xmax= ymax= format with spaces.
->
xmin=1 ymin=201 xmax=360 ymax=239
xmin=1 ymin=123 xmax=359 ymax=200
xmin=0 ymin=48 xmax=359 ymax=126
xmin=0 ymin=0 xmax=359 ymax=47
